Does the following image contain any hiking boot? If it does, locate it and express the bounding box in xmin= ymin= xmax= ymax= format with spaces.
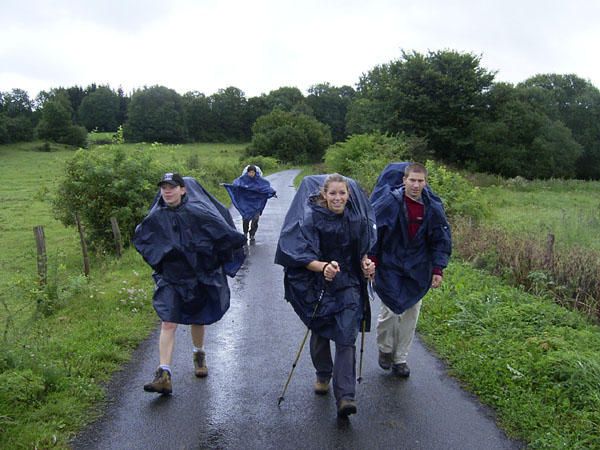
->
xmin=337 ymin=399 xmax=357 ymax=418
xmin=392 ymin=362 xmax=410 ymax=378
xmin=143 ymin=368 xmax=172 ymax=394
xmin=193 ymin=350 xmax=208 ymax=378
xmin=314 ymin=378 xmax=330 ymax=395
xmin=378 ymin=350 xmax=392 ymax=370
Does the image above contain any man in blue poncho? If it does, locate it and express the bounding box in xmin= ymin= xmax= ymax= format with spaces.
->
xmin=370 ymin=162 xmax=452 ymax=378
xmin=133 ymin=172 xmax=246 ymax=395
xmin=223 ymin=165 xmax=277 ymax=243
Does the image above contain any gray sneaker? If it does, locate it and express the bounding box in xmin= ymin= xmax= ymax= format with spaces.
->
xmin=193 ymin=350 xmax=208 ymax=378
xmin=392 ymin=362 xmax=410 ymax=378
xmin=143 ymin=368 xmax=172 ymax=394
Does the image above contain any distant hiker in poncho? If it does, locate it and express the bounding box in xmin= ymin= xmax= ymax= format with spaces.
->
xmin=133 ymin=172 xmax=246 ymax=395
xmin=223 ymin=165 xmax=277 ymax=243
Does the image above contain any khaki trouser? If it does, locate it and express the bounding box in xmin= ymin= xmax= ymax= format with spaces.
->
xmin=376 ymin=301 xmax=422 ymax=364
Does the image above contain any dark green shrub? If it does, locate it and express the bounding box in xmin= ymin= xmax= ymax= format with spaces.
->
xmin=247 ymin=110 xmax=331 ymax=163
xmin=425 ymin=160 xmax=490 ymax=220
xmin=53 ymin=147 xmax=167 ymax=250
xmin=324 ymin=132 xmax=432 ymax=193
xmin=123 ymin=86 xmax=186 ymax=143
xmin=5 ymin=115 xmax=34 ymax=142
xmin=60 ymin=124 xmax=88 ymax=148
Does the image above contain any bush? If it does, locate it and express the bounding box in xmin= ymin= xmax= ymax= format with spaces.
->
xmin=425 ymin=160 xmax=490 ymax=220
xmin=123 ymin=86 xmax=186 ymax=143
xmin=324 ymin=132 xmax=418 ymax=190
xmin=323 ymin=133 xmax=489 ymax=221
xmin=5 ymin=115 xmax=34 ymax=142
xmin=53 ymin=147 xmax=167 ymax=251
xmin=247 ymin=110 xmax=331 ymax=163
xmin=60 ymin=125 xmax=88 ymax=148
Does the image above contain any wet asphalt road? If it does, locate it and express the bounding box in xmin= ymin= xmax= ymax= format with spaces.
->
xmin=72 ymin=170 xmax=523 ymax=450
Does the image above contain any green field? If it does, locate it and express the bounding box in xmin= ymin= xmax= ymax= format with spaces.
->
xmin=478 ymin=179 xmax=600 ymax=250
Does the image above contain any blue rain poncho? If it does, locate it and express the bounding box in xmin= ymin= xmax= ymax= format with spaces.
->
xmin=222 ymin=166 xmax=276 ymax=221
xmin=133 ymin=177 xmax=246 ymax=325
xmin=275 ymin=175 xmax=377 ymax=345
xmin=370 ymin=163 xmax=452 ymax=314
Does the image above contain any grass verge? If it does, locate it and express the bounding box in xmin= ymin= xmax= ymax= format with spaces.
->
xmin=420 ymin=261 xmax=600 ymax=449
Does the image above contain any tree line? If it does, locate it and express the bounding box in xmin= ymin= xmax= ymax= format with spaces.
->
xmin=2 ymin=49 xmax=600 ymax=179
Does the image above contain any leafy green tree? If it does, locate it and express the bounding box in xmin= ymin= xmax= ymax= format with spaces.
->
xmin=1 ymin=89 xmax=33 ymax=118
xmin=306 ymin=83 xmax=354 ymax=142
xmin=209 ymin=86 xmax=249 ymax=141
xmin=123 ymin=85 xmax=186 ymax=143
xmin=78 ymin=86 xmax=120 ymax=131
xmin=247 ymin=110 xmax=331 ymax=163
xmin=6 ymin=116 xmax=34 ymax=142
xmin=520 ymin=74 xmax=600 ymax=179
xmin=246 ymin=95 xmax=271 ymax=129
xmin=0 ymin=89 xmax=34 ymax=142
xmin=355 ymin=50 xmax=496 ymax=162
xmin=36 ymin=92 xmax=87 ymax=147
xmin=470 ymin=83 xmax=582 ymax=178
xmin=182 ymin=91 xmax=215 ymax=141
xmin=116 ymin=87 xmax=129 ymax=125
xmin=265 ymin=86 xmax=305 ymax=112
xmin=0 ymin=114 xmax=9 ymax=144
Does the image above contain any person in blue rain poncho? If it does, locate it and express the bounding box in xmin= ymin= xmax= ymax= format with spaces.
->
xmin=223 ymin=165 xmax=277 ymax=243
xmin=370 ymin=162 xmax=452 ymax=378
xmin=133 ymin=173 xmax=246 ymax=395
xmin=275 ymin=173 xmax=376 ymax=418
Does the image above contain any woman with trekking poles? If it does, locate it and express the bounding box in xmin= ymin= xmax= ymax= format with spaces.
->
xmin=275 ymin=173 xmax=376 ymax=418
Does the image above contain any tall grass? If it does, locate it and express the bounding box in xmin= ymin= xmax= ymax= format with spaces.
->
xmin=453 ymin=217 xmax=600 ymax=321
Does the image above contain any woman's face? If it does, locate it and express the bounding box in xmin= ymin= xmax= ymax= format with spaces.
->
xmin=324 ymin=181 xmax=349 ymax=214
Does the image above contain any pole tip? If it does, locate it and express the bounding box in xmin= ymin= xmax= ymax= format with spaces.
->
xmin=277 ymin=396 xmax=284 ymax=406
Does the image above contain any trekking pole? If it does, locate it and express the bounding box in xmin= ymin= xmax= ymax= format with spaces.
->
xmin=277 ymin=288 xmax=326 ymax=406
xmin=357 ymin=279 xmax=375 ymax=384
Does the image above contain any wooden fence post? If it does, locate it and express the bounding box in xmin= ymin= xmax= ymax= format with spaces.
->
xmin=74 ymin=213 xmax=90 ymax=277
xmin=110 ymin=217 xmax=123 ymax=258
xmin=33 ymin=226 xmax=47 ymax=286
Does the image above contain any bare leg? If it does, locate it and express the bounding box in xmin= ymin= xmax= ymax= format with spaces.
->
xmin=191 ymin=324 xmax=205 ymax=348
xmin=159 ymin=321 xmax=178 ymax=366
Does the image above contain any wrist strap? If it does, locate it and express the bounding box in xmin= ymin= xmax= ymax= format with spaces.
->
xmin=322 ymin=262 xmax=330 ymax=274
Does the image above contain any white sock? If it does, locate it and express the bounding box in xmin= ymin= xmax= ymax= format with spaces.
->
xmin=193 ymin=346 xmax=205 ymax=353
xmin=159 ymin=365 xmax=172 ymax=375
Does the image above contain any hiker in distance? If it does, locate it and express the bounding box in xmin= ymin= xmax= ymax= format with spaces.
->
xmin=223 ymin=164 xmax=277 ymax=244
xmin=369 ymin=162 xmax=452 ymax=378
xmin=275 ymin=173 xmax=376 ymax=418
xmin=133 ymin=172 xmax=246 ymax=394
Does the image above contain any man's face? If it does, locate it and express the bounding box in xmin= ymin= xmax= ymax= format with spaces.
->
xmin=403 ymin=170 xmax=427 ymax=200
xmin=247 ymin=170 xmax=256 ymax=178
xmin=160 ymin=183 xmax=186 ymax=207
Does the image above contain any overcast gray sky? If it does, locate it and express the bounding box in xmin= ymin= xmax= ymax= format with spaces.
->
xmin=1 ymin=0 xmax=599 ymax=98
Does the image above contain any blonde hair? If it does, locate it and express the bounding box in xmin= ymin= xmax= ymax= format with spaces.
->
xmin=316 ymin=173 xmax=348 ymax=208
